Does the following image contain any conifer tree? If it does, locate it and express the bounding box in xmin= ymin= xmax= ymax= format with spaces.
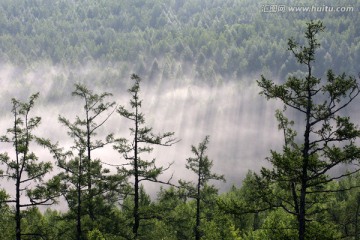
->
xmin=45 ymin=84 xmax=122 ymax=239
xmin=114 ymin=74 xmax=178 ymax=239
xmin=180 ymin=136 xmax=225 ymax=240
xmin=0 ymin=93 xmax=60 ymax=240
xmin=257 ymin=21 xmax=360 ymax=240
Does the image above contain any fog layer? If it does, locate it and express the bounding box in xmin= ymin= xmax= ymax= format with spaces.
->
xmin=0 ymin=63 xmax=283 ymax=198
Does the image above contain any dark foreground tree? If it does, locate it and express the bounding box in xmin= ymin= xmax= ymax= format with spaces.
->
xmin=0 ymin=93 xmax=60 ymax=240
xmin=257 ymin=21 xmax=360 ymax=239
xmin=179 ymin=136 xmax=225 ymax=240
xmin=114 ymin=74 xmax=178 ymax=239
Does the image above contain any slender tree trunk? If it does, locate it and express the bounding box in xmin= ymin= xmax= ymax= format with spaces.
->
xmin=195 ymin=184 xmax=201 ymax=240
xmin=298 ymin=64 xmax=312 ymax=240
xmin=299 ymin=177 xmax=307 ymax=240
xmin=195 ymin=164 xmax=201 ymax=240
xmin=15 ymin=177 xmax=21 ymax=240
xmin=133 ymin=107 xmax=140 ymax=239
xmin=77 ymin=182 xmax=82 ymax=240
xmin=86 ymin=110 xmax=94 ymax=221
xmin=133 ymin=169 xmax=139 ymax=239
xmin=77 ymin=153 xmax=83 ymax=240
xmin=299 ymin=150 xmax=309 ymax=240
xmin=14 ymin=110 xmax=21 ymax=240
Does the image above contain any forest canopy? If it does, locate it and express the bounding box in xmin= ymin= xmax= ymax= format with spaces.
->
xmin=0 ymin=0 xmax=359 ymax=82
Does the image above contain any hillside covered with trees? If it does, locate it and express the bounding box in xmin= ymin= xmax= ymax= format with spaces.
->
xmin=0 ymin=0 xmax=359 ymax=82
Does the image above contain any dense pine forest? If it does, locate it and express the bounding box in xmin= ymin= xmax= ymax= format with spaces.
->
xmin=0 ymin=0 xmax=360 ymax=239
xmin=0 ymin=0 xmax=359 ymax=80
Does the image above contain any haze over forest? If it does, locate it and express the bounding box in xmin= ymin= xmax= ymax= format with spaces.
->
xmin=0 ymin=0 xmax=360 ymax=239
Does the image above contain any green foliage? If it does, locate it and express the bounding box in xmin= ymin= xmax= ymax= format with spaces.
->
xmin=87 ymin=229 xmax=105 ymax=240
xmin=244 ymin=208 xmax=342 ymax=240
xmin=328 ymin=173 xmax=360 ymax=238
xmin=256 ymin=20 xmax=360 ymax=240
xmin=0 ymin=204 xmax=14 ymax=239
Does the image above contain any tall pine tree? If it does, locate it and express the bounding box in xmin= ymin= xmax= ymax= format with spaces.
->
xmin=0 ymin=93 xmax=60 ymax=240
xmin=179 ymin=136 xmax=225 ymax=240
xmin=114 ymin=74 xmax=178 ymax=239
xmin=257 ymin=21 xmax=360 ymax=240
